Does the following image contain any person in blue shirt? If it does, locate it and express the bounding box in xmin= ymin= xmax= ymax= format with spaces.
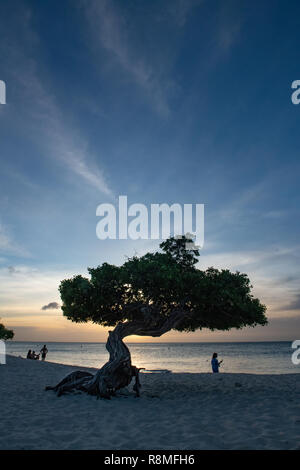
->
xmin=211 ymin=352 xmax=223 ymax=373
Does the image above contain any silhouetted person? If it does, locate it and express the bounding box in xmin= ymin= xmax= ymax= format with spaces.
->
xmin=40 ymin=345 xmax=48 ymax=361
xmin=211 ymin=352 xmax=223 ymax=373
xmin=27 ymin=349 xmax=32 ymax=359
xmin=32 ymin=350 xmax=40 ymax=360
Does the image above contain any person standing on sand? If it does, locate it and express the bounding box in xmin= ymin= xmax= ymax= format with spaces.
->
xmin=211 ymin=352 xmax=223 ymax=373
xmin=40 ymin=345 xmax=48 ymax=361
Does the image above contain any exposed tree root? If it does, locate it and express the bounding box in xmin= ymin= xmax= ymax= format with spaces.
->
xmin=45 ymin=306 xmax=186 ymax=398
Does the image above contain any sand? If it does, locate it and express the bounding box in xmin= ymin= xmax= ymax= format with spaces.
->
xmin=0 ymin=354 xmax=299 ymax=450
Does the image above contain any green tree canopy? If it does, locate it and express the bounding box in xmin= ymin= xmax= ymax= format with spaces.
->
xmin=59 ymin=236 xmax=267 ymax=333
xmin=0 ymin=320 xmax=14 ymax=340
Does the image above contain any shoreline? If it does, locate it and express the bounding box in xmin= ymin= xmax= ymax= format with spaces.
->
xmin=6 ymin=341 xmax=300 ymax=375
xmin=1 ymin=355 xmax=299 ymax=450
xmin=6 ymin=353 xmax=300 ymax=376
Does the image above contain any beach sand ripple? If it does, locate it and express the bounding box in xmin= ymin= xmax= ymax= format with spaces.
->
xmin=0 ymin=355 xmax=299 ymax=450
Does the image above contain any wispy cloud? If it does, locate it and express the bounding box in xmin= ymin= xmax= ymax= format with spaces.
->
xmin=0 ymin=5 xmax=113 ymax=197
xmin=217 ymin=179 xmax=267 ymax=222
xmin=44 ymin=119 xmax=113 ymax=196
xmin=0 ymin=265 xmax=73 ymax=311
xmin=214 ymin=1 xmax=243 ymax=54
xmin=0 ymin=223 xmax=30 ymax=258
xmin=217 ymin=19 xmax=241 ymax=53
xmin=41 ymin=301 xmax=60 ymax=310
xmin=166 ymin=0 xmax=203 ymax=28
xmin=280 ymin=293 xmax=300 ymax=312
xmin=198 ymin=243 xmax=300 ymax=316
xmin=263 ymin=210 xmax=287 ymax=219
xmin=82 ymin=0 xmax=178 ymax=117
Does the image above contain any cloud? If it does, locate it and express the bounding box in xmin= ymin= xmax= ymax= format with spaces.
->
xmin=214 ymin=1 xmax=243 ymax=54
xmin=217 ymin=19 xmax=241 ymax=53
xmin=263 ymin=210 xmax=286 ymax=219
xmin=0 ymin=223 xmax=30 ymax=258
xmin=0 ymin=5 xmax=113 ymax=197
xmin=216 ymin=180 xmax=267 ymax=223
xmin=5 ymin=322 xmax=110 ymax=342
xmin=7 ymin=266 xmax=19 ymax=274
xmin=280 ymin=293 xmax=300 ymax=312
xmin=197 ymin=243 xmax=300 ymax=317
xmin=46 ymin=122 xmax=113 ymax=197
xmin=167 ymin=0 xmax=202 ymax=28
xmin=198 ymin=245 xmax=299 ymax=272
xmin=41 ymin=302 xmax=60 ymax=311
xmin=82 ymin=0 xmax=176 ymax=117
xmin=0 ymin=265 xmax=69 ymax=311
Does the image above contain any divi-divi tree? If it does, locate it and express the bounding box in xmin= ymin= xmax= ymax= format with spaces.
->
xmin=46 ymin=236 xmax=267 ymax=398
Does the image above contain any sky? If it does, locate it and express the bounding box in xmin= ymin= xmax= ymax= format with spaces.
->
xmin=0 ymin=0 xmax=300 ymax=342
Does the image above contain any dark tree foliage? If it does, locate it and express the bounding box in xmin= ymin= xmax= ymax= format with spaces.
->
xmin=59 ymin=236 xmax=267 ymax=333
xmin=0 ymin=320 xmax=14 ymax=340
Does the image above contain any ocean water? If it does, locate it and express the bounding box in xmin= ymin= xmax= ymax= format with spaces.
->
xmin=6 ymin=341 xmax=300 ymax=374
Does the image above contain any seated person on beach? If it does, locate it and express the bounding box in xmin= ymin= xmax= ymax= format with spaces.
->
xmin=40 ymin=345 xmax=48 ymax=361
xmin=211 ymin=352 xmax=223 ymax=373
xmin=26 ymin=349 xmax=32 ymax=359
xmin=31 ymin=350 xmax=40 ymax=360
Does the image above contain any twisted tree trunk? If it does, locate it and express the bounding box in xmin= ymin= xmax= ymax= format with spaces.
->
xmin=45 ymin=306 xmax=186 ymax=399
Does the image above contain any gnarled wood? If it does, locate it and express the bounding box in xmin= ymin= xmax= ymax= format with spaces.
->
xmin=45 ymin=306 xmax=187 ymax=398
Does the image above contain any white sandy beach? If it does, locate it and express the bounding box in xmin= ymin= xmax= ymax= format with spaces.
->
xmin=0 ymin=355 xmax=299 ymax=450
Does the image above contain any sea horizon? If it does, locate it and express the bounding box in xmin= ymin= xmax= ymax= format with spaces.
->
xmin=7 ymin=339 xmax=293 ymax=344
